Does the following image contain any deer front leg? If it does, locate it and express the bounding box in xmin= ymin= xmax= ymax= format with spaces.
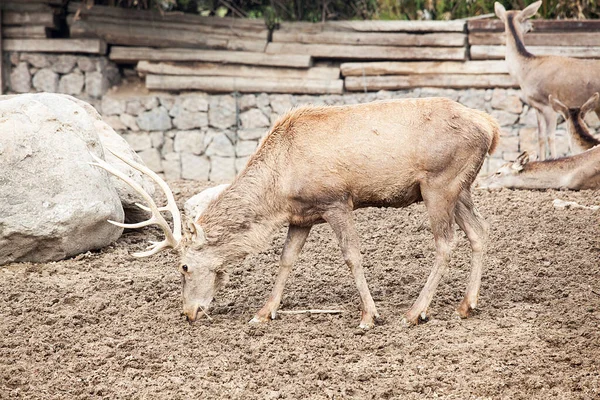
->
xmin=542 ymin=106 xmax=558 ymax=159
xmin=324 ymin=207 xmax=379 ymax=330
xmin=250 ymin=225 xmax=311 ymax=324
xmin=534 ymin=107 xmax=548 ymax=161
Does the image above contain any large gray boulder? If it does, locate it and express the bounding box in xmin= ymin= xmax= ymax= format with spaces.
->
xmin=0 ymin=93 xmax=124 ymax=265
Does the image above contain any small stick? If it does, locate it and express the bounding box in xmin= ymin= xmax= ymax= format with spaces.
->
xmin=278 ymin=309 xmax=343 ymax=315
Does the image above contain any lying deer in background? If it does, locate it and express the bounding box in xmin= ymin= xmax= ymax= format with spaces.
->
xmin=479 ymin=95 xmax=600 ymax=190
xmin=93 ymin=98 xmax=499 ymax=329
xmin=495 ymin=1 xmax=600 ymax=160
xmin=549 ymin=93 xmax=600 ymax=153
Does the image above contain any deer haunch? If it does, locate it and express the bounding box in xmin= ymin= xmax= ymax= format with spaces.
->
xmin=96 ymin=98 xmax=500 ymax=330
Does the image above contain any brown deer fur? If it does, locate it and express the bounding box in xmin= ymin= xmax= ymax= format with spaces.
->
xmin=187 ymin=98 xmax=499 ymax=329
xmin=495 ymin=1 xmax=600 ymax=160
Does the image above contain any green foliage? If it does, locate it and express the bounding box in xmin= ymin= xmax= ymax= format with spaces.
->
xmin=96 ymin=0 xmax=600 ymax=20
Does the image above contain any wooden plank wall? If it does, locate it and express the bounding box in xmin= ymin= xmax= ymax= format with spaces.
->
xmin=2 ymin=1 xmax=600 ymax=94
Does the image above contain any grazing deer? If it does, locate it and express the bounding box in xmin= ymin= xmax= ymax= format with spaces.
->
xmin=93 ymin=98 xmax=499 ymax=329
xmin=494 ymin=1 xmax=600 ymax=160
xmin=549 ymin=93 xmax=600 ymax=153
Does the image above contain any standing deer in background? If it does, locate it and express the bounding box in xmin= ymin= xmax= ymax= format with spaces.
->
xmin=478 ymin=95 xmax=600 ymax=190
xmin=549 ymin=93 xmax=600 ymax=153
xmin=495 ymin=1 xmax=600 ymax=160
xmin=93 ymin=98 xmax=499 ymax=329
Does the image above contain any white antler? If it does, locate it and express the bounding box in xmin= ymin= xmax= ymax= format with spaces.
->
xmin=90 ymin=149 xmax=182 ymax=257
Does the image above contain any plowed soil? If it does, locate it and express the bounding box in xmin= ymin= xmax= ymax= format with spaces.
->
xmin=1 ymin=182 xmax=599 ymax=399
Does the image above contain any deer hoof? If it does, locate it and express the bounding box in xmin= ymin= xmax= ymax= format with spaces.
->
xmin=401 ymin=313 xmax=428 ymax=327
xmin=456 ymin=300 xmax=477 ymax=319
xmin=248 ymin=315 xmax=271 ymax=324
xmin=358 ymin=321 xmax=375 ymax=330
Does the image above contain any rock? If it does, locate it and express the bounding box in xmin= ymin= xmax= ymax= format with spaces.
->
xmin=420 ymin=88 xmax=459 ymax=101
xmin=181 ymin=153 xmax=210 ymax=180
xmin=0 ymin=93 xmax=124 ymax=265
xmin=239 ymin=94 xmax=256 ymax=111
xmin=238 ymin=128 xmax=266 ymax=140
xmin=10 ymin=62 xmax=31 ymax=93
xmin=163 ymin=152 xmax=181 ymax=180
xmin=256 ymin=93 xmax=270 ymax=109
xmin=136 ymin=106 xmax=172 ymax=131
xmin=120 ymin=113 xmax=140 ymax=131
xmin=174 ymin=130 xmax=205 ymax=154
xmin=58 ymin=72 xmax=85 ymax=96
xmin=184 ymin=184 xmax=230 ymax=219
xmin=180 ymin=93 xmax=209 ymax=112
xmin=52 ymin=55 xmax=77 ymax=74
xmin=519 ymin=127 xmax=538 ymax=154
xmin=141 ymin=96 xmax=159 ymax=110
xmin=32 ymin=68 xmax=59 ymax=93
xmin=103 ymin=115 xmax=127 ymax=131
xmin=101 ymin=96 xmax=126 ymax=116
xmin=494 ymin=135 xmax=519 ymax=154
xmin=138 ymin=148 xmax=163 ymax=173
xmin=584 ymin=110 xmax=600 ymax=129
xmin=10 ymin=53 xmax=20 ymax=66
xmin=173 ymin=109 xmax=209 ymax=130
xmin=158 ymin=95 xmax=175 ymax=111
xmin=21 ymin=54 xmax=52 ymax=69
xmin=126 ymin=100 xmax=145 ymax=116
xmin=150 ymin=132 xmax=165 ymax=149
xmin=458 ymin=89 xmax=486 ymax=110
xmin=85 ymin=71 xmax=109 ymax=98
xmin=519 ymin=106 xmax=537 ymax=127
xmin=77 ymin=57 xmax=97 ymax=72
xmin=491 ymin=89 xmax=523 ymax=114
xmin=208 ymin=95 xmax=236 ymax=129
xmin=269 ymin=94 xmax=295 ymax=115
xmin=210 ymin=156 xmax=236 ymax=182
xmin=205 ymin=132 xmax=235 ymax=157
xmin=490 ymin=110 xmax=519 ymax=127
xmin=122 ymin=132 xmax=152 ymax=151
xmin=235 ymin=156 xmax=250 ymax=173
xmin=235 ymin=140 xmax=258 ymax=157
xmin=239 ymin=108 xmax=270 ymax=129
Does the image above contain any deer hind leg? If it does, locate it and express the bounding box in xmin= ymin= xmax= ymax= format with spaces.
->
xmin=454 ymin=190 xmax=489 ymax=318
xmin=403 ymin=185 xmax=457 ymax=326
xmin=323 ymin=206 xmax=379 ymax=330
xmin=250 ymin=225 xmax=311 ymax=324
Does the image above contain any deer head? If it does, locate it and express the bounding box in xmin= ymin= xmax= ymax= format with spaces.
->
xmin=495 ymin=1 xmax=541 ymax=35
xmin=91 ymin=149 xmax=226 ymax=323
xmin=476 ymin=152 xmax=530 ymax=190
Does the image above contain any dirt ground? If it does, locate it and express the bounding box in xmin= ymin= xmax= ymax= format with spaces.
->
xmin=1 ymin=182 xmax=599 ymax=399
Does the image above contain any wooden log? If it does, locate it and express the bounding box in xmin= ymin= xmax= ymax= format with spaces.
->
xmin=266 ymin=42 xmax=466 ymax=61
xmin=2 ymin=12 xmax=55 ymax=27
xmin=3 ymin=39 xmax=107 ymax=54
xmin=110 ymin=47 xmax=313 ymax=68
xmin=68 ymin=14 xmax=268 ymax=40
xmin=0 ymin=10 xmax=3 ymax=95
xmin=136 ymin=61 xmax=340 ymax=80
xmin=345 ymin=74 xmax=518 ymax=91
xmin=2 ymin=25 xmax=47 ymax=39
xmin=277 ymin=20 xmax=466 ymax=33
xmin=68 ymin=19 xmax=267 ymax=52
xmin=272 ymin=30 xmax=465 ymax=47
xmin=68 ymin=3 xmax=265 ymax=31
xmin=0 ymin=3 xmax=53 ymax=12
xmin=145 ymin=74 xmax=344 ymax=94
xmin=340 ymin=60 xmax=508 ymax=76
xmin=468 ymin=19 xmax=600 ymax=33
xmin=469 ymin=32 xmax=600 ymax=46
xmin=470 ymin=45 xmax=600 ymax=60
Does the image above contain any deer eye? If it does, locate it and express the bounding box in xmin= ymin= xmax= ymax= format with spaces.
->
xmin=182 ymin=264 xmax=188 ymax=272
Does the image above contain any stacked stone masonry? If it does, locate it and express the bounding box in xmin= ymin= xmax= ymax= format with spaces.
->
xmin=5 ymin=53 xmax=600 ymax=182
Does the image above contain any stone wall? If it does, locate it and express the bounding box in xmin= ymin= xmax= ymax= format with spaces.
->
xmin=5 ymin=55 xmax=599 ymax=181
xmin=7 ymin=52 xmax=120 ymax=104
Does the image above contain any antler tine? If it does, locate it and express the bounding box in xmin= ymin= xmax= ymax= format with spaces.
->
xmin=89 ymin=152 xmax=181 ymax=255
xmin=105 ymin=149 xmax=182 ymax=243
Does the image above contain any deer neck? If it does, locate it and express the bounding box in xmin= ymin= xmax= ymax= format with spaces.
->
xmin=504 ymin=14 xmax=535 ymax=82
xmin=197 ymin=161 xmax=287 ymax=262
xmin=566 ymin=111 xmax=600 ymax=151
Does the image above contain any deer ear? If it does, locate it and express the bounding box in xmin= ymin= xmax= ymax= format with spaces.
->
xmin=581 ymin=92 xmax=600 ymax=116
xmin=519 ymin=0 xmax=542 ymax=20
xmin=549 ymin=94 xmax=569 ymax=119
xmin=512 ymin=152 xmax=529 ymax=171
xmin=494 ymin=2 xmax=506 ymax=21
xmin=185 ymin=219 xmax=206 ymax=248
